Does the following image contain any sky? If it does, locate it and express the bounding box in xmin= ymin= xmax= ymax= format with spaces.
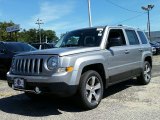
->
xmin=0 ymin=0 xmax=159 ymax=37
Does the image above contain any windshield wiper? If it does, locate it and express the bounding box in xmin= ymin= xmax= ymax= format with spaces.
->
xmin=61 ymin=44 xmax=80 ymax=47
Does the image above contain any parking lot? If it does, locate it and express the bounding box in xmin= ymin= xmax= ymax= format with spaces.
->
xmin=0 ymin=55 xmax=160 ymax=120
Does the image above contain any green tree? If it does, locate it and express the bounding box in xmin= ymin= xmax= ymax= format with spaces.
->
xmin=18 ymin=29 xmax=38 ymax=43
xmin=21 ymin=29 xmax=58 ymax=43
xmin=0 ymin=21 xmax=59 ymax=43
xmin=41 ymin=30 xmax=58 ymax=43
xmin=0 ymin=21 xmax=16 ymax=41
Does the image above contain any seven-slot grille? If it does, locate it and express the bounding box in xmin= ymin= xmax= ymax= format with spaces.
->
xmin=13 ymin=57 xmax=43 ymax=75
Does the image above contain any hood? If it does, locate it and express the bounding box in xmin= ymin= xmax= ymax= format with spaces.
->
xmin=16 ymin=47 xmax=101 ymax=56
xmin=151 ymin=44 xmax=160 ymax=48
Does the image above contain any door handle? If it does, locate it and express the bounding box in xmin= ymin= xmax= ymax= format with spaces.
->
xmin=124 ymin=50 xmax=129 ymax=54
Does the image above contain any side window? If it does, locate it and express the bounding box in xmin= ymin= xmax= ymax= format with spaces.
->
xmin=125 ymin=30 xmax=140 ymax=45
xmin=137 ymin=31 xmax=148 ymax=44
xmin=107 ymin=29 xmax=126 ymax=48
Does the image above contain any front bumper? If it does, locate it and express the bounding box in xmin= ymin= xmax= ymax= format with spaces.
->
xmin=7 ymin=72 xmax=78 ymax=97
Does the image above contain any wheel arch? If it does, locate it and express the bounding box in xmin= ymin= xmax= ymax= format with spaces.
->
xmin=70 ymin=55 xmax=109 ymax=88
xmin=144 ymin=56 xmax=152 ymax=68
xmin=81 ymin=63 xmax=107 ymax=88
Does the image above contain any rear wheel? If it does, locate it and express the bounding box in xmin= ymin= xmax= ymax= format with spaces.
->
xmin=137 ymin=61 xmax=151 ymax=85
xmin=78 ymin=70 xmax=104 ymax=110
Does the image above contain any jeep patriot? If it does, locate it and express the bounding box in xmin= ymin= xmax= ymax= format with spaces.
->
xmin=7 ymin=26 xmax=152 ymax=109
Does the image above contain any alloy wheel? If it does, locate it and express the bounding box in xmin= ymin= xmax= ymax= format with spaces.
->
xmin=144 ymin=63 xmax=151 ymax=82
xmin=85 ymin=76 xmax=102 ymax=104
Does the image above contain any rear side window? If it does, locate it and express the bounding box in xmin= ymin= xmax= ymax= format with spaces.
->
xmin=137 ymin=31 xmax=148 ymax=44
xmin=125 ymin=30 xmax=139 ymax=45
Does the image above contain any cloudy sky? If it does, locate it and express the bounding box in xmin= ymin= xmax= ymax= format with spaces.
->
xmin=0 ymin=0 xmax=159 ymax=36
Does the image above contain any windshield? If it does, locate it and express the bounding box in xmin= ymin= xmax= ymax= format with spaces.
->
xmin=5 ymin=42 xmax=37 ymax=52
xmin=55 ymin=28 xmax=104 ymax=48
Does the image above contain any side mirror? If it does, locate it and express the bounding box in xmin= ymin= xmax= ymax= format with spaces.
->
xmin=107 ymin=37 xmax=122 ymax=48
xmin=0 ymin=49 xmax=7 ymax=54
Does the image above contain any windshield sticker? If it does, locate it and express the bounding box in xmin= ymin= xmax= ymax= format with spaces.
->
xmin=98 ymin=30 xmax=103 ymax=36
xmin=98 ymin=33 xmax=102 ymax=36
xmin=97 ymin=28 xmax=103 ymax=36
xmin=97 ymin=28 xmax=103 ymax=31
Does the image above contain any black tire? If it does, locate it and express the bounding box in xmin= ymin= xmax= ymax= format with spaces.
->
xmin=78 ymin=70 xmax=104 ymax=110
xmin=137 ymin=61 xmax=152 ymax=85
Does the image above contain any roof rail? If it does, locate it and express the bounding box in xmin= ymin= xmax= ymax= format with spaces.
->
xmin=118 ymin=24 xmax=123 ymax=26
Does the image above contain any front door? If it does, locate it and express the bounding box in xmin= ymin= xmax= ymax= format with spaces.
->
xmin=105 ymin=29 xmax=131 ymax=83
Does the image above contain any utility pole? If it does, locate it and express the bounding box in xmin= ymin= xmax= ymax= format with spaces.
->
xmin=141 ymin=4 xmax=154 ymax=40
xmin=45 ymin=36 xmax=48 ymax=43
xmin=35 ymin=18 xmax=44 ymax=43
xmin=87 ymin=0 xmax=92 ymax=27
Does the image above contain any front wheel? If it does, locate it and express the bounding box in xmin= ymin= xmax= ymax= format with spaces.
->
xmin=137 ymin=61 xmax=152 ymax=85
xmin=78 ymin=70 xmax=104 ymax=110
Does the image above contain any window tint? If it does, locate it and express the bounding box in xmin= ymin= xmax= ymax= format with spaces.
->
xmin=5 ymin=43 xmax=36 ymax=52
xmin=0 ymin=43 xmax=5 ymax=51
xmin=137 ymin=31 xmax=148 ymax=44
xmin=125 ymin=30 xmax=139 ymax=45
xmin=107 ymin=29 xmax=126 ymax=47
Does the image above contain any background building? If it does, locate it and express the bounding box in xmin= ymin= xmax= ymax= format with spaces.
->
xmin=146 ymin=31 xmax=160 ymax=41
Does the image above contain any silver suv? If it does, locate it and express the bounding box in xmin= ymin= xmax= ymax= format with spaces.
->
xmin=7 ymin=25 xmax=152 ymax=109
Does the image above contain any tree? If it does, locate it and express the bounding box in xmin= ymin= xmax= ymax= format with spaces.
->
xmin=41 ymin=30 xmax=58 ymax=43
xmin=20 ymin=29 xmax=58 ymax=43
xmin=0 ymin=21 xmax=16 ymax=41
xmin=0 ymin=21 xmax=59 ymax=43
xmin=18 ymin=29 xmax=38 ymax=43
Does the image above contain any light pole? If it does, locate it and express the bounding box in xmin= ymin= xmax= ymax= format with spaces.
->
xmin=87 ymin=0 xmax=92 ymax=27
xmin=141 ymin=4 xmax=154 ymax=40
xmin=35 ymin=18 xmax=44 ymax=43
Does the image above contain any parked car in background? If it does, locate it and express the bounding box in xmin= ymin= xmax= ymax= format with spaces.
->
xmin=31 ymin=43 xmax=55 ymax=50
xmin=151 ymin=46 xmax=156 ymax=55
xmin=156 ymin=40 xmax=160 ymax=45
xmin=150 ymin=41 xmax=160 ymax=55
xmin=0 ymin=42 xmax=36 ymax=77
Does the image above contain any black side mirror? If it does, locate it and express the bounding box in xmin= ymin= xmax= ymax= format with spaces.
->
xmin=107 ymin=37 xmax=122 ymax=48
xmin=0 ymin=49 xmax=7 ymax=54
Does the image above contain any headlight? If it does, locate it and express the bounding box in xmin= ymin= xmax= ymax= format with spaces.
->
xmin=47 ymin=56 xmax=58 ymax=70
xmin=11 ymin=58 xmax=16 ymax=72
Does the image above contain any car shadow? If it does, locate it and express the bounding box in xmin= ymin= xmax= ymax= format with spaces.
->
xmin=0 ymin=73 xmax=7 ymax=80
xmin=0 ymin=79 xmax=140 ymax=117
xmin=103 ymin=78 xmax=140 ymax=97
xmin=0 ymin=94 xmax=83 ymax=116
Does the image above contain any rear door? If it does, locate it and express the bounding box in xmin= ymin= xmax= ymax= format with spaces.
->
xmin=124 ymin=29 xmax=142 ymax=75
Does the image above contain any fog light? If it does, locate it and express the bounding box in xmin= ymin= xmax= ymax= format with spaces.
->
xmin=35 ymin=87 xmax=41 ymax=94
xmin=57 ymin=68 xmax=66 ymax=73
xmin=57 ymin=67 xmax=73 ymax=73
